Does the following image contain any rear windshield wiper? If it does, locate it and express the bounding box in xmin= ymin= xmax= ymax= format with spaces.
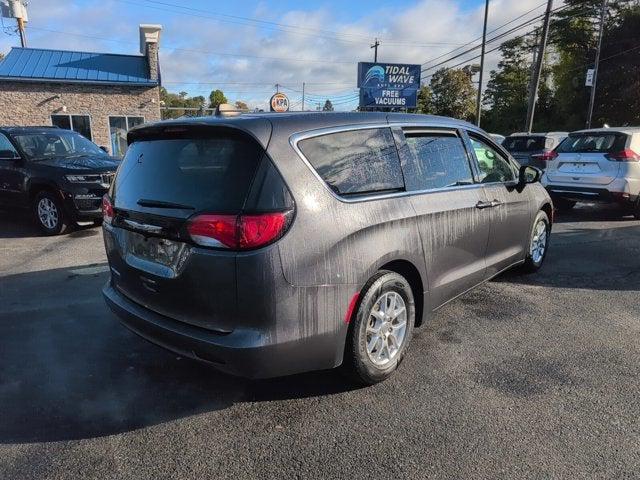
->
xmin=137 ymin=199 xmax=195 ymax=210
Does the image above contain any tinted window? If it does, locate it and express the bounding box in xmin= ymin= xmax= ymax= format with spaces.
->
xmin=403 ymin=133 xmax=473 ymax=191
xmin=13 ymin=130 xmax=105 ymax=160
xmin=503 ymin=136 xmax=546 ymax=152
xmin=51 ymin=114 xmax=92 ymax=140
xmin=470 ymin=135 xmax=516 ymax=183
xmin=0 ymin=133 xmax=18 ymax=156
xmin=114 ymin=131 xmax=263 ymax=214
xmin=557 ymin=133 xmax=628 ymax=153
xmin=298 ymin=128 xmax=404 ymax=196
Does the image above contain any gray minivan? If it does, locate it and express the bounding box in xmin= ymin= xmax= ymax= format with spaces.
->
xmin=102 ymin=112 xmax=553 ymax=384
xmin=503 ymin=132 xmax=568 ymax=170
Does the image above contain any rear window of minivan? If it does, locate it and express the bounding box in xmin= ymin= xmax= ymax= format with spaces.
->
xmin=557 ymin=133 xmax=628 ymax=153
xmin=113 ymin=130 xmax=263 ymax=214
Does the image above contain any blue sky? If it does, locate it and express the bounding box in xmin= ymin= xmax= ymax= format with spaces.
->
xmin=0 ymin=0 xmax=545 ymax=111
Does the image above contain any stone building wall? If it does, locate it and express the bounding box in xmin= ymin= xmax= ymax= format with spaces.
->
xmin=0 ymin=81 xmax=161 ymax=154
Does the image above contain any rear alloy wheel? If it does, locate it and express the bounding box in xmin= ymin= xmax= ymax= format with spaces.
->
xmin=33 ymin=190 xmax=70 ymax=235
xmin=522 ymin=211 xmax=550 ymax=273
xmin=344 ymin=270 xmax=415 ymax=385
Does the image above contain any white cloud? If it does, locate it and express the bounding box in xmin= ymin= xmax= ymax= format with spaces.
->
xmin=0 ymin=0 xmax=550 ymax=111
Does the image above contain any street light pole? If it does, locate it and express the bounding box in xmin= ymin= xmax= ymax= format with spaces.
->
xmin=586 ymin=0 xmax=608 ymax=129
xmin=476 ymin=0 xmax=490 ymax=127
xmin=525 ymin=0 xmax=554 ymax=133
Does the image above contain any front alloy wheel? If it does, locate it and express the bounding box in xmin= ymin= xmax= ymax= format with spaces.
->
xmin=344 ymin=270 xmax=415 ymax=385
xmin=523 ymin=210 xmax=550 ymax=272
xmin=33 ymin=191 xmax=70 ymax=235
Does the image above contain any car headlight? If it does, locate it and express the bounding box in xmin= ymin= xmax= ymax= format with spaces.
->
xmin=65 ymin=174 xmax=100 ymax=182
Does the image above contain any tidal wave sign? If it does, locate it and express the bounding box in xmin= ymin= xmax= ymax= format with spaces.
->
xmin=357 ymin=62 xmax=421 ymax=109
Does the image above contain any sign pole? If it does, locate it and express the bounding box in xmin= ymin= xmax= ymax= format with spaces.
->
xmin=476 ymin=0 xmax=489 ymax=127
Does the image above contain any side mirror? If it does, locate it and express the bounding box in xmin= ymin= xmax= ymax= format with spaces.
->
xmin=0 ymin=150 xmax=20 ymax=161
xmin=519 ymin=165 xmax=542 ymax=185
xmin=99 ymin=146 xmax=109 ymax=153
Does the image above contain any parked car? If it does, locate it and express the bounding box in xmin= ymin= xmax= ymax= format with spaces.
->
xmin=102 ymin=112 xmax=553 ymax=384
xmin=489 ymin=133 xmax=505 ymax=144
xmin=503 ymin=132 xmax=568 ymax=169
xmin=542 ymin=127 xmax=640 ymax=217
xmin=0 ymin=126 xmax=119 ymax=234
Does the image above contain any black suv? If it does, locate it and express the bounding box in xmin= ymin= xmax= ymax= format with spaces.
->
xmin=0 ymin=126 xmax=120 ymax=234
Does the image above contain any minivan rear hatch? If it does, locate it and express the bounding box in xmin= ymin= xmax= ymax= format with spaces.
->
xmin=104 ymin=121 xmax=272 ymax=333
xmin=546 ymin=132 xmax=628 ymax=186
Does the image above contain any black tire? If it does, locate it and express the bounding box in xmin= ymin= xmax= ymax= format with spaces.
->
xmin=554 ymin=198 xmax=576 ymax=211
xmin=522 ymin=210 xmax=550 ymax=273
xmin=632 ymin=199 xmax=640 ymax=220
xmin=343 ymin=270 xmax=415 ymax=385
xmin=32 ymin=190 xmax=70 ymax=235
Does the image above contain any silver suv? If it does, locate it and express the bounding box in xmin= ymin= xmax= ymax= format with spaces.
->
xmin=542 ymin=128 xmax=640 ymax=217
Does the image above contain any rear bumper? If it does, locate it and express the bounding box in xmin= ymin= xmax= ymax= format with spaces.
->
xmin=545 ymin=185 xmax=638 ymax=205
xmin=103 ymin=281 xmax=345 ymax=379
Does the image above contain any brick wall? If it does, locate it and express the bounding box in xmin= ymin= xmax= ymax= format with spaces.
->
xmin=0 ymin=81 xmax=161 ymax=154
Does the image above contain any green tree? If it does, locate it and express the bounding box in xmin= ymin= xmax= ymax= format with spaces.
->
xmin=416 ymin=85 xmax=433 ymax=114
xmin=209 ymin=89 xmax=228 ymax=109
xmin=234 ymin=100 xmax=249 ymax=111
xmin=160 ymin=87 xmax=205 ymax=119
xmin=429 ymin=68 xmax=477 ymax=121
xmin=322 ymin=99 xmax=334 ymax=111
xmin=482 ymin=37 xmax=554 ymax=134
xmin=591 ymin=4 xmax=640 ymax=126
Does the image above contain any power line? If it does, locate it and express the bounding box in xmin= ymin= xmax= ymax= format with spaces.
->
xmin=27 ymin=26 xmax=355 ymax=64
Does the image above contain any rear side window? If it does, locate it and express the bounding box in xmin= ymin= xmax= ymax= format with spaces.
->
xmin=557 ymin=133 xmax=628 ymax=153
xmin=402 ymin=132 xmax=473 ymax=191
xmin=114 ymin=130 xmax=263 ymax=213
xmin=298 ymin=128 xmax=404 ymax=196
xmin=503 ymin=136 xmax=546 ymax=152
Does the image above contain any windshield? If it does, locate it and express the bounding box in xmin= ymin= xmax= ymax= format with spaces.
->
xmin=12 ymin=130 xmax=106 ymax=160
xmin=503 ymin=136 xmax=546 ymax=152
xmin=557 ymin=133 xmax=628 ymax=153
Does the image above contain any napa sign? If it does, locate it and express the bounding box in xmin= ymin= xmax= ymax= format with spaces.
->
xmin=357 ymin=62 xmax=421 ymax=109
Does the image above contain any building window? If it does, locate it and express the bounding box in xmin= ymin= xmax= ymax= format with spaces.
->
xmin=109 ymin=116 xmax=144 ymax=157
xmin=51 ymin=114 xmax=92 ymax=140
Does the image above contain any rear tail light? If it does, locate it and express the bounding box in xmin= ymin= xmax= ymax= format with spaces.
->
xmin=605 ymin=149 xmax=640 ymax=162
xmin=532 ymin=150 xmax=558 ymax=161
xmin=187 ymin=211 xmax=292 ymax=250
xmin=102 ymin=194 xmax=114 ymax=224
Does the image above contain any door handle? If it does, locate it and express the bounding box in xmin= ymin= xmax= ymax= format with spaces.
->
xmin=476 ymin=200 xmax=503 ymax=209
xmin=475 ymin=201 xmax=493 ymax=209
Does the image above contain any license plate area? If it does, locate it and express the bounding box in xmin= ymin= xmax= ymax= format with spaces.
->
xmin=559 ymin=162 xmax=600 ymax=174
xmin=123 ymin=230 xmax=191 ymax=278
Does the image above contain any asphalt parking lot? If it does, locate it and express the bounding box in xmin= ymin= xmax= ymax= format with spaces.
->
xmin=1 ymin=205 xmax=639 ymax=479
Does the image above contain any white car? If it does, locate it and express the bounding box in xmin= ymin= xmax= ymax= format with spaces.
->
xmin=542 ymin=127 xmax=640 ymax=218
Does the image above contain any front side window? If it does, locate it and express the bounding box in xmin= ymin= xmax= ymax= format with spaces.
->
xmin=470 ymin=135 xmax=516 ymax=183
xmin=403 ymin=132 xmax=474 ymax=191
xmin=110 ymin=116 xmax=145 ymax=157
xmin=298 ymin=128 xmax=404 ymax=196
xmin=51 ymin=114 xmax=92 ymax=140
xmin=0 ymin=133 xmax=18 ymax=157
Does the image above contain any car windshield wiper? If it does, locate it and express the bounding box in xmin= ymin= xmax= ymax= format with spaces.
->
xmin=137 ymin=199 xmax=195 ymax=210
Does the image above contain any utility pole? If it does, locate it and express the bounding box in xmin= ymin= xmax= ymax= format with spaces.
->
xmin=525 ymin=0 xmax=553 ymax=133
xmin=302 ymin=82 xmax=305 ymax=111
xmin=475 ymin=0 xmax=490 ymax=127
xmin=371 ymin=38 xmax=380 ymax=62
xmin=586 ymin=0 xmax=608 ymax=129
xmin=16 ymin=16 xmax=26 ymax=47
